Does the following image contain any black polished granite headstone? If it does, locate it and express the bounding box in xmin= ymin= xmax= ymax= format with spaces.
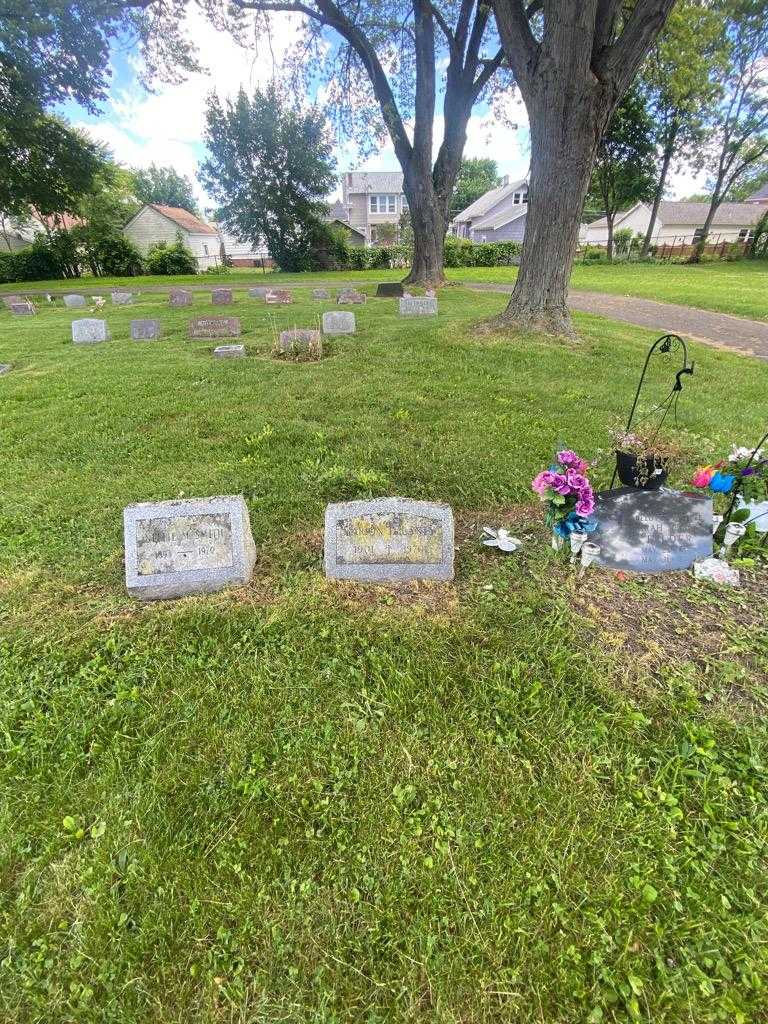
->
xmin=594 ymin=487 xmax=713 ymax=573
xmin=375 ymin=282 xmax=405 ymax=298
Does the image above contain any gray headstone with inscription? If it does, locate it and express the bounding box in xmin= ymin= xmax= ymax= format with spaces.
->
xmin=2 ymin=295 xmax=24 ymax=309
xmin=188 ymin=316 xmax=241 ymax=339
xmin=324 ymin=497 xmax=454 ymax=582
xmin=214 ymin=344 xmax=246 ymax=358
xmin=63 ymin=294 xmax=87 ymax=308
xmin=9 ymin=301 xmax=35 ymax=315
xmin=594 ymin=487 xmax=713 ymax=574
xmin=123 ymin=494 xmax=257 ymax=600
xmin=130 ymin=319 xmax=161 ymax=340
xmin=212 ymin=288 xmax=233 ymax=305
xmin=265 ymin=289 xmax=293 ymax=304
xmin=249 ymin=287 xmax=269 ymax=298
xmin=112 ymin=291 xmax=133 ymax=305
xmin=313 ymin=288 xmax=331 ymax=300
xmin=337 ymin=289 xmax=366 ymax=305
xmin=169 ymin=289 xmax=193 ymax=307
xmin=72 ymin=318 xmax=110 ymax=344
xmin=399 ymin=296 xmax=438 ymax=316
xmin=322 ymin=311 xmax=355 ymax=335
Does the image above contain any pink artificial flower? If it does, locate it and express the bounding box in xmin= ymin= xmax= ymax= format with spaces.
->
xmin=552 ymin=473 xmax=571 ymax=495
xmin=691 ymin=466 xmax=716 ymax=488
xmin=575 ymin=494 xmax=595 ymax=516
xmin=557 ymin=449 xmax=581 ymax=468
xmin=532 ymin=470 xmax=557 ymax=495
xmin=566 ymin=470 xmax=588 ymax=491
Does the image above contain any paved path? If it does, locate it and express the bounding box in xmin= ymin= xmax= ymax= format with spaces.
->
xmin=10 ymin=279 xmax=768 ymax=359
xmin=464 ymin=282 xmax=768 ymax=360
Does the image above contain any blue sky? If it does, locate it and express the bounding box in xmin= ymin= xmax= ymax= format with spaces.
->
xmin=59 ymin=8 xmax=705 ymax=214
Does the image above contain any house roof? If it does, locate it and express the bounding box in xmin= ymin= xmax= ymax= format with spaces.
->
xmin=746 ymin=182 xmax=768 ymax=202
xmin=326 ymin=200 xmax=349 ymax=221
xmin=146 ymin=204 xmax=218 ymax=235
xmin=471 ymin=204 xmax=528 ymax=232
xmin=343 ymin=171 xmax=404 ymax=194
xmin=453 ymin=178 xmax=529 ymax=223
xmin=32 ymin=210 xmax=85 ymax=232
xmin=657 ymin=201 xmax=764 ymax=226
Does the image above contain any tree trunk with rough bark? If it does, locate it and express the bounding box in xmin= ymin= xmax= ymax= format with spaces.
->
xmin=606 ymin=212 xmax=615 ymax=260
xmin=403 ymin=197 xmax=447 ymax=286
xmin=640 ymin=123 xmax=677 ymax=259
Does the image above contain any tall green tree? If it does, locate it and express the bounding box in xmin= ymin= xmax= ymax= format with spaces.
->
xmin=134 ymin=164 xmax=199 ymax=212
xmin=491 ymin=0 xmax=676 ymax=335
xmin=450 ymin=158 xmax=500 ymax=218
xmin=585 ymin=89 xmax=657 ymax=259
xmin=690 ymin=0 xmax=768 ymax=260
xmin=638 ymin=0 xmax=726 ymax=258
xmin=200 ymin=86 xmax=336 ymax=272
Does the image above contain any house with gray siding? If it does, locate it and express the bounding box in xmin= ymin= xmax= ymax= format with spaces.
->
xmin=451 ymin=175 xmax=529 ymax=242
xmin=340 ymin=172 xmax=407 ymax=245
xmin=123 ymin=204 xmax=221 ymax=270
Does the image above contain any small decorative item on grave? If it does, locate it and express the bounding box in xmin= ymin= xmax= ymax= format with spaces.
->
xmin=531 ymin=449 xmax=598 ymax=551
xmin=481 ymin=527 xmax=522 ymax=553
xmin=691 ymin=434 xmax=768 ymax=559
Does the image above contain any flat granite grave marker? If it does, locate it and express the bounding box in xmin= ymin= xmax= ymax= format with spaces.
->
xmin=593 ymin=487 xmax=713 ymax=574
xmin=337 ymin=288 xmax=366 ymax=305
xmin=399 ymin=296 xmax=438 ymax=316
xmin=249 ymin=286 xmax=269 ymax=298
xmin=112 ymin=291 xmax=133 ymax=305
xmin=313 ymin=288 xmax=331 ymax=300
xmin=169 ymin=289 xmax=193 ymax=307
xmin=123 ymin=494 xmax=257 ymax=600
xmin=275 ymin=329 xmax=322 ymax=360
xmin=324 ymin=497 xmax=454 ymax=583
xmin=2 ymin=295 xmax=24 ymax=309
xmin=265 ymin=289 xmax=293 ymax=304
xmin=9 ymin=301 xmax=35 ymax=315
xmin=322 ymin=311 xmax=355 ymax=335
xmin=188 ymin=316 xmax=241 ymax=339
xmin=72 ymin=318 xmax=110 ymax=344
xmin=212 ymin=288 xmax=233 ymax=305
xmin=214 ymin=344 xmax=246 ymax=358
xmin=130 ymin=319 xmax=161 ymax=340
xmin=0 ymin=364 xmax=11 ymax=375
xmin=63 ymin=294 xmax=87 ymax=309
xmin=376 ymin=282 xmax=404 ymax=298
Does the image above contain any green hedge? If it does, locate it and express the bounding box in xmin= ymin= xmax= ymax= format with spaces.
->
xmin=443 ymin=237 xmax=522 ymax=267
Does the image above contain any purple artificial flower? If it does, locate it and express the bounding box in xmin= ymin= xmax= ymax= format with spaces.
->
xmin=532 ymin=470 xmax=559 ymax=495
xmin=575 ymin=494 xmax=595 ymax=516
xmin=557 ymin=449 xmax=581 ymax=468
xmin=552 ymin=473 xmax=572 ymax=495
xmin=566 ymin=470 xmax=588 ymax=491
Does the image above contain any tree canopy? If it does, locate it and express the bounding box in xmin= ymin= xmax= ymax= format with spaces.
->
xmin=134 ymin=164 xmax=199 ymax=213
xmin=450 ymin=158 xmax=500 ymax=218
xmin=200 ymin=85 xmax=337 ymax=272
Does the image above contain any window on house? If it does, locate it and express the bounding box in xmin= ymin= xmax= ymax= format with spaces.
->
xmin=738 ymin=228 xmax=751 ymax=241
xmin=369 ymin=194 xmax=397 ymax=213
xmin=522 ymin=192 xmax=529 ymax=203
xmin=203 ymin=244 xmax=209 ymax=255
xmin=513 ymin=192 xmax=521 ymax=205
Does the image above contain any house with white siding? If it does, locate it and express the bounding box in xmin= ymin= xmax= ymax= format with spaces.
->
xmin=450 ymin=176 xmax=529 ymax=242
xmin=339 ymin=172 xmax=408 ymax=245
xmin=582 ymin=201 xmax=765 ymax=246
xmin=123 ymin=204 xmax=221 ymax=270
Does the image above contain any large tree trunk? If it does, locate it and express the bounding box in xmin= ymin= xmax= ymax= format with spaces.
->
xmin=606 ymin=213 xmax=615 ymax=261
xmin=494 ymin=87 xmax=607 ymax=336
xmin=640 ymin=124 xmax=678 ymax=259
xmin=401 ymin=160 xmax=450 ymax=288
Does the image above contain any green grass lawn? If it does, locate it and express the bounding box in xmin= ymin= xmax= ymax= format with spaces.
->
xmin=3 ymin=258 xmax=767 ymax=320
xmin=2 ymin=287 xmax=768 ymax=1023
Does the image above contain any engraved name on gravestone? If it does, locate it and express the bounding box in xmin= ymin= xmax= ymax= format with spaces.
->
xmin=399 ymin=296 xmax=438 ymax=316
xmin=188 ymin=316 xmax=241 ymax=339
xmin=324 ymin=497 xmax=454 ymax=582
xmin=112 ymin=291 xmax=133 ymax=305
xmin=265 ymin=289 xmax=292 ymax=304
xmin=9 ymin=302 xmax=35 ymax=315
xmin=376 ymin=282 xmax=404 ymax=298
xmin=214 ymin=344 xmax=246 ymax=358
xmin=63 ymin=294 xmax=87 ymax=308
xmin=124 ymin=495 xmax=257 ymax=600
xmin=337 ymin=289 xmax=366 ymax=305
xmin=313 ymin=288 xmax=331 ymax=300
xmin=72 ymin=319 xmax=110 ymax=344
xmin=322 ymin=311 xmax=355 ymax=335
xmin=169 ymin=289 xmax=193 ymax=307
xmin=594 ymin=487 xmax=713 ymax=574
xmin=212 ymin=288 xmax=233 ymax=305
xmin=130 ymin=319 xmax=161 ymax=340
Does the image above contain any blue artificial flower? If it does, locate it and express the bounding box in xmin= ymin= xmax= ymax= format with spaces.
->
xmin=554 ymin=512 xmax=599 ymax=538
xmin=709 ymin=471 xmax=736 ymax=494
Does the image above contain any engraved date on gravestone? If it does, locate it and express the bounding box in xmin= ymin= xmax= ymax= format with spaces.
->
xmin=337 ymin=513 xmax=443 ymax=565
xmin=188 ymin=316 xmax=241 ymax=338
xmin=135 ymin=513 xmax=234 ymax=575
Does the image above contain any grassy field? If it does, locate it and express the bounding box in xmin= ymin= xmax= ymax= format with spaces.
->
xmin=2 ymin=259 xmax=767 ymax=320
xmin=2 ymin=287 xmax=768 ymax=1023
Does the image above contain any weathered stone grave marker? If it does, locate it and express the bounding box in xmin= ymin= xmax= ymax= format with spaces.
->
xmin=188 ymin=316 xmax=241 ymax=339
xmin=593 ymin=487 xmax=713 ymax=573
xmin=313 ymin=288 xmax=331 ymax=300
xmin=275 ymin=329 xmax=322 ymax=361
xmin=72 ymin=319 xmax=110 ymax=344
xmin=169 ymin=289 xmax=193 ymax=307
xmin=63 ymin=294 xmax=87 ymax=309
xmin=322 ymin=311 xmax=355 ymax=336
xmin=214 ymin=344 xmax=246 ymax=358
xmin=123 ymin=495 xmax=257 ymax=600
xmin=399 ymin=296 xmax=438 ymax=316
xmin=249 ymin=287 xmax=269 ymax=299
xmin=376 ymin=282 xmax=404 ymax=298
xmin=265 ymin=289 xmax=293 ymax=304
xmin=337 ymin=289 xmax=366 ymax=305
xmin=2 ymin=295 xmax=24 ymax=309
xmin=130 ymin=319 xmax=161 ymax=340
xmin=9 ymin=301 xmax=35 ymax=315
xmin=112 ymin=291 xmax=133 ymax=305
xmin=212 ymin=288 xmax=233 ymax=305
xmin=324 ymin=497 xmax=454 ymax=582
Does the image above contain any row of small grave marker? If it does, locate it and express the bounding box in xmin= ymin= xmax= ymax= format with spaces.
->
xmin=124 ymin=495 xmax=453 ymax=600
xmin=69 ymin=312 xmax=358 ymax=344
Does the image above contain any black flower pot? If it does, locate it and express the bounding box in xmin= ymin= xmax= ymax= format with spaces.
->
xmin=615 ymin=449 xmax=667 ymax=490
